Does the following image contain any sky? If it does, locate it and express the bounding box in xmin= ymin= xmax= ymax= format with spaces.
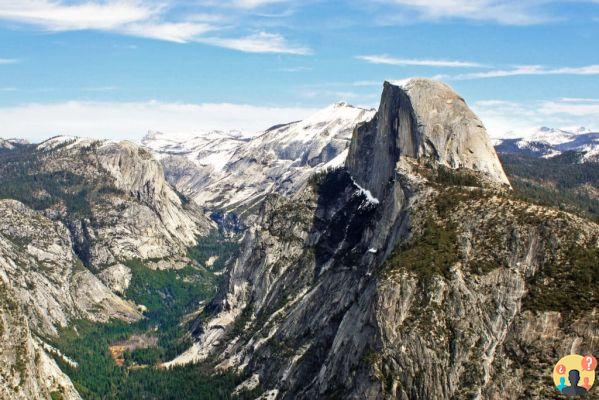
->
xmin=0 ymin=0 xmax=598 ymax=142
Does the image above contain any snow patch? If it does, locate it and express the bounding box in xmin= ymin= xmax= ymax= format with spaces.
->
xmin=350 ymin=177 xmax=380 ymax=205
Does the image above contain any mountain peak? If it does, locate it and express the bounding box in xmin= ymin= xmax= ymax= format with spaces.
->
xmin=347 ymin=78 xmax=510 ymax=198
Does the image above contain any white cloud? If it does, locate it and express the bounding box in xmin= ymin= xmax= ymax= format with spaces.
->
xmin=538 ymin=100 xmax=599 ymax=117
xmin=559 ymin=97 xmax=599 ymax=103
xmin=124 ymin=21 xmax=215 ymax=43
xmin=435 ymin=64 xmax=599 ymax=80
xmin=0 ymin=0 xmax=310 ymax=54
xmin=0 ymin=100 xmax=318 ymax=142
xmin=473 ymin=98 xmax=599 ymax=138
xmin=0 ymin=0 xmax=159 ymax=30
xmin=0 ymin=58 xmax=18 ymax=64
xmin=384 ymin=0 xmax=555 ymax=25
xmin=195 ymin=0 xmax=290 ymax=10
xmin=200 ymin=32 xmax=311 ymax=54
xmin=357 ymin=55 xmax=485 ymax=68
xmin=278 ymin=66 xmax=312 ymax=72
xmin=82 ymin=86 xmax=119 ymax=92
xmin=228 ymin=0 xmax=288 ymax=9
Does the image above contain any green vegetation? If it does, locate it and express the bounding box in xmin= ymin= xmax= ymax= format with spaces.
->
xmin=382 ymin=218 xmax=459 ymax=281
xmin=0 ymin=144 xmax=124 ymax=216
xmin=188 ymin=230 xmax=239 ymax=271
xmin=124 ymin=259 xmax=217 ymax=361
xmin=525 ymin=245 xmax=599 ymax=319
xmin=308 ymin=167 xmax=351 ymax=199
xmin=500 ymin=153 xmax=599 ymax=221
xmin=433 ymin=165 xmax=482 ymax=187
xmin=50 ymin=251 xmax=250 ymax=400
xmin=50 ymin=391 xmax=65 ymax=400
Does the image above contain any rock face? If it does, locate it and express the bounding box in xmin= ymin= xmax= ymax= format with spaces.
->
xmin=0 ymin=199 xmax=141 ymax=399
xmin=0 ymin=200 xmax=141 ymax=336
xmin=0 ymin=276 xmax=82 ymax=400
xmin=2 ymin=137 xmax=211 ymax=270
xmin=347 ymin=80 xmax=509 ymax=198
xmin=0 ymin=138 xmax=28 ymax=151
xmin=170 ymin=79 xmax=598 ymax=399
xmin=144 ymin=102 xmax=376 ymax=214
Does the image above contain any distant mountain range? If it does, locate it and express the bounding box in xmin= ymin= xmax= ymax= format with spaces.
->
xmin=142 ymin=102 xmax=376 ymax=214
xmin=494 ymin=126 xmax=599 ymax=162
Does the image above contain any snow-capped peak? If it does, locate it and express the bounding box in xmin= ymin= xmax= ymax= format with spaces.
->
xmin=144 ymin=102 xmax=377 ymax=210
xmin=495 ymin=125 xmax=599 ymax=162
xmin=277 ymin=102 xmax=375 ymax=144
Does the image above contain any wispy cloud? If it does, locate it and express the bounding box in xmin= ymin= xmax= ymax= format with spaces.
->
xmin=222 ymin=0 xmax=289 ymax=9
xmin=539 ymin=99 xmax=599 ymax=117
xmin=473 ymin=98 xmax=599 ymax=137
xmin=382 ymin=0 xmax=557 ymax=25
xmin=0 ymin=0 xmax=310 ymax=54
xmin=278 ymin=66 xmax=312 ymax=72
xmin=0 ymin=0 xmax=159 ymax=30
xmin=199 ymin=32 xmax=311 ymax=54
xmin=560 ymin=97 xmax=599 ymax=103
xmin=0 ymin=100 xmax=319 ymax=142
xmin=435 ymin=64 xmax=599 ymax=80
xmin=357 ymin=55 xmax=485 ymax=68
xmin=0 ymin=58 xmax=18 ymax=64
xmin=82 ymin=86 xmax=119 ymax=92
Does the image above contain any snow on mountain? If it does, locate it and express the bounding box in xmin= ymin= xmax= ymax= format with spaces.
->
xmin=0 ymin=137 xmax=29 ymax=150
xmin=142 ymin=130 xmax=250 ymax=172
xmin=143 ymin=102 xmax=376 ymax=213
xmin=494 ymin=126 xmax=599 ymax=161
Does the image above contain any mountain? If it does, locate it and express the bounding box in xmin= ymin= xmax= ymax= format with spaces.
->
xmin=494 ymin=126 xmax=599 ymax=162
xmin=143 ymin=102 xmax=376 ymax=215
xmin=164 ymin=79 xmax=598 ymax=399
xmin=0 ymin=137 xmax=217 ymax=399
xmin=0 ymin=137 xmax=29 ymax=150
xmin=0 ymin=136 xmax=211 ymax=272
xmin=0 ymin=79 xmax=597 ymax=400
xmin=498 ymin=152 xmax=599 ymax=222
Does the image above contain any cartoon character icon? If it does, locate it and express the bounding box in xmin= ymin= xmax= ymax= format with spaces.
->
xmin=583 ymin=377 xmax=592 ymax=391
xmin=553 ymin=354 xmax=596 ymax=397
xmin=557 ymin=376 xmax=567 ymax=392
xmin=562 ymin=370 xmax=588 ymax=396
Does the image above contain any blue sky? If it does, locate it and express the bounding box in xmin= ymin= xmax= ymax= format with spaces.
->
xmin=0 ymin=0 xmax=598 ymax=141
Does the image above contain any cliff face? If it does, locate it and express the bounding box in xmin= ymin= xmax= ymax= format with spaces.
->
xmin=1 ymin=137 xmax=212 ymax=272
xmin=0 ymin=199 xmax=140 ymax=400
xmin=0 ymin=271 xmax=82 ymax=400
xmin=347 ymin=80 xmax=509 ymax=199
xmin=170 ymin=79 xmax=598 ymax=399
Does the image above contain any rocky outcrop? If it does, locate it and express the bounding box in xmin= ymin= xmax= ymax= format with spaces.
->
xmin=347 ymin=80 xmax=509 ymax=198
xmin=0 ymin=199 xmax=141 ymax=336
xmin=11 ymin=137 xmax=212 ymax=269
xmin=0 ymin=276 xmax=81 ymax=400
xmin=171 ymin=79 xmax=598 ymax=399
xmin=0 ymin=137 xmax=28 ymax=151
xmin=0 ymin=199 xmax=141 ymax=400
